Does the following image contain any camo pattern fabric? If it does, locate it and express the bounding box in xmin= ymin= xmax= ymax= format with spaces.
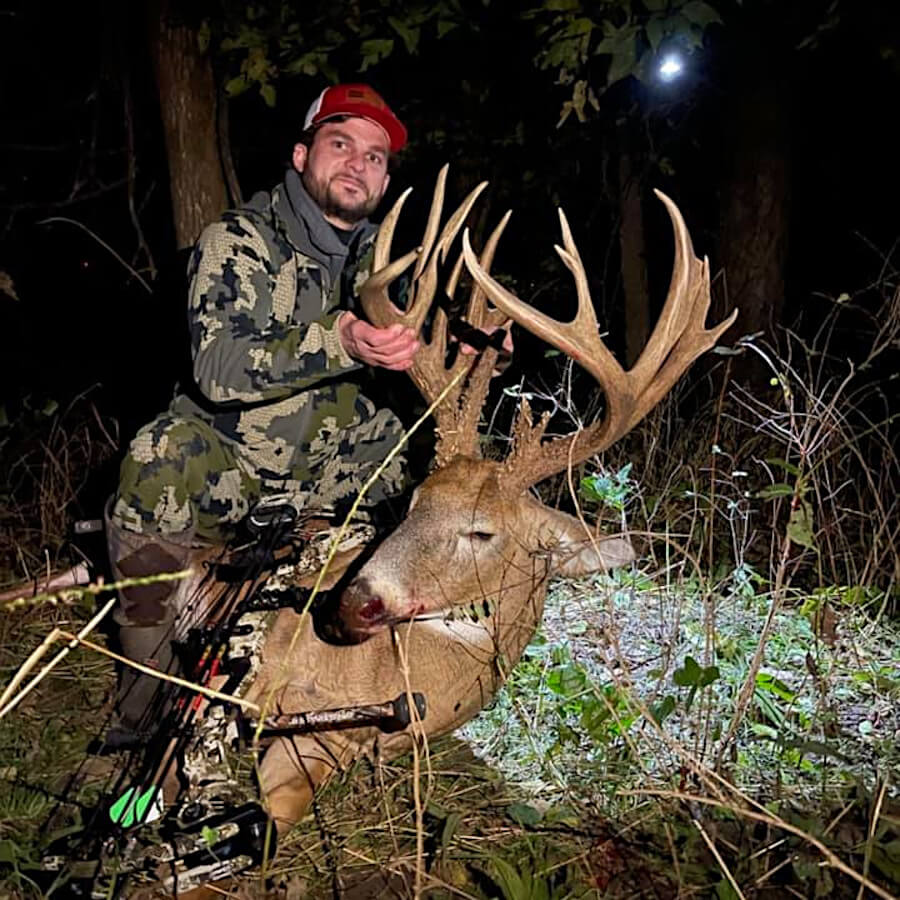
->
xmin=113 ymin=400 xmax=406 ymax=541
xmin=112 ymin=171 xmax=408 ymax=540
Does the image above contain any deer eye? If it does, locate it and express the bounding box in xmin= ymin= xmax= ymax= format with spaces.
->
xmin=467 ymin=531 xmax=494 ymax=542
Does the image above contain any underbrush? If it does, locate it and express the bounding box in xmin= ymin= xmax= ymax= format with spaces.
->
xmin=0 ymin=387 xmax=117 ymax=584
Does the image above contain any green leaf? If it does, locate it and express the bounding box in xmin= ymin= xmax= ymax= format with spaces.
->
xmin=437 ymin=19 xmax=457 ymax=39
xmin=714 ymin=876 xmax=741 ymax=900
xmin=441 ymin=811 xmax=461 ymax=847
xmin=388 ymin=16 xmax=421 ymax=54
xmin=749 ymin=722 xmax=779 ymax=740
xmin=755 ymin=483 xmax=794 ymax=499
xmin=360 ymin=38 xmax=395 ymax=71
xmin=650 ymin=694 xmax=676 ymax=724
xmin=674 ymin=655 xmax=701 ymax=687
xmin=197 ymin=21 xmax=211 ymax=54
xmin=489 ymin=854 xmax=527 ymax=899
xmin=507 ymin=803 xmax=542 ymax=827
xmin=765 ymin=457 xmax=801 ymax=476
xmin=259 ymin=83 xmax=276 ymax=107
xmin=606 ymin=40 xmax=638 ymax=86
xmin=225 ymin=75 xmax=249 ymax=97
xmin=559 ymin=16 xmax=594 ymax=39
xmin=787 ymin=498 xmax=817 ymax=551
xmin=581 ymin=698 xmax=612 ymax=738
xmin=680 ymin=0 xmax=723 ymax=29
xmin=542 ymin=804 xmax=581 ymax=827
xmin=646 ymin=16 xmax=667 ymax=52
xmin=755 ymin=672 xmax=795 ymax=702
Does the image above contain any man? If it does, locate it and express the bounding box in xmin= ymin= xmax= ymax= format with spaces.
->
xmin=106 ymin=84 xmax=422 ymax=739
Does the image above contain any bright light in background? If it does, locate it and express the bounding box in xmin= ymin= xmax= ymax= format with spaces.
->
xmin=657 ymin=53 xmax=685 ymax=82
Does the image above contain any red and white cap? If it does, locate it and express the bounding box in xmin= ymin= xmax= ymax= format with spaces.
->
xmin=303 ymin=83 xmax=408 ymax=153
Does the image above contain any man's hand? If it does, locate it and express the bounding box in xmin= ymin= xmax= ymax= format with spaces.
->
xmin=338 ymin=311 xmax=419 ymax=371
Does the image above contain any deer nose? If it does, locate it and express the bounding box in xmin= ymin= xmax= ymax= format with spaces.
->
xmin=357 ymin=595 xmax=385 ymax=622
xmin=339 ymin=577 xmax=387 ymax=633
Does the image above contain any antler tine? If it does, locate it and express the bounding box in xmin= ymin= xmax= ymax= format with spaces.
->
xmin=462 ymin=217 xmax=624 ymax=411
xmin=461 ymin=192 xmax=736 ymax=496
xmin=363 ymin=186 xmax=421 ymax=333
xmin=359 ymin=167 xmax=498 ymax=463
xmin=466 ymin=210 xmax=513 ymax=328
xmin=372 ymin=186 xmax=413 ymax=274
xmin=411 ymin=164 xmax=448 ymax=281
xmin=621 ymin=190 xmax=738 ymax=431
xmin=361 ymin=171 xmax=485 ymax=333
xmin=415 ymin=180 xmax=489 ymax=319
xmin=629 ymin=190 xmax=701 ymax=385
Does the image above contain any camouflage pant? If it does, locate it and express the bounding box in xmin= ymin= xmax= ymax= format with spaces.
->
xmin=111 ymin=401 xmax=408 ymax=543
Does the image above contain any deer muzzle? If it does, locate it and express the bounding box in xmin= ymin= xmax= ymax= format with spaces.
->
xmin=337 ymin=576 xmax=388 ymax=641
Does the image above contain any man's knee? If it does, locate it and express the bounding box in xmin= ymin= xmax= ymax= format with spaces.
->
xmin=115 ymin=414 xmax=235 ymax=537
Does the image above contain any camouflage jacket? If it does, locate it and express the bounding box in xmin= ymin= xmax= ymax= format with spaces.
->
xmin=170 ymin=170 xmax=378 ymax=480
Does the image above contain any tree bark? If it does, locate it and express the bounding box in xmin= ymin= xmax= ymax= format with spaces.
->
xmin=717 ymin=67 xmax=791 ymax=382
xmin=146 ymin=0 xmax=228 ymax=249
xmin=617 ymin=146 xmax=650 ymax=367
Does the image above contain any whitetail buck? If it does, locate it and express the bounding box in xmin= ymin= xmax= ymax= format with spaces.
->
xmin=243 ymin=166 xmax=737 ymax=833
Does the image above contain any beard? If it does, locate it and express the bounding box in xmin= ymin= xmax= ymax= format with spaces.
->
xmin=302 ymin=169 xmax=380 ymax=225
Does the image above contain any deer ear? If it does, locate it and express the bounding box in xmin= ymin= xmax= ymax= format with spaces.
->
xmin=533 ymin=505 xmax=636 ymax=577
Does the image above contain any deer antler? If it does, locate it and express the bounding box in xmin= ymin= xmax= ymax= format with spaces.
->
xmin=462 ymin=189 xmax=738 ymax=495
xmin=360 ymin=165 xmax=509 ymax=465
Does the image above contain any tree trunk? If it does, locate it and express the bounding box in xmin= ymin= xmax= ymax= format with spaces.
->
xmin=146 ymin=0 xmax=228 ymax=249
xmin=717 ymin=68 xmax=791 ymax=383
xmin=617 ymin=146 xmax=650 ymax=367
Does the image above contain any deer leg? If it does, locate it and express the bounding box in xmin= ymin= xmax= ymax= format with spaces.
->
xmin=258 ymin=736 xmax=338 ymax=831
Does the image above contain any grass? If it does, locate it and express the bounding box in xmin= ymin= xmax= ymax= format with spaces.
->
xmin=0 ymin=593 xmax=115 ymax=895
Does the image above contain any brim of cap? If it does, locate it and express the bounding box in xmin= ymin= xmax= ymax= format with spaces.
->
xmin=316 ymin=104 xmax=408 ymax=153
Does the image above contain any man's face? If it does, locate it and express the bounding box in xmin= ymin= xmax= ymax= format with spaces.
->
xmin=293 ymin=118 xmax=391 ymax=228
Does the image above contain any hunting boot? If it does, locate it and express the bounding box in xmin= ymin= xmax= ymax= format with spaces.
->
xmin=105 ymin=502 xmax=195 ymax=746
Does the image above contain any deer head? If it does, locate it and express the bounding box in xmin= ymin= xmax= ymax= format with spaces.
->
xmin=338 ymin=167 xmax=737 ymax=640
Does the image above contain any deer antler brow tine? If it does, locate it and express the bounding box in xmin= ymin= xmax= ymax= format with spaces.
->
xmin=361 ymin=246 xmax=423 ymax=329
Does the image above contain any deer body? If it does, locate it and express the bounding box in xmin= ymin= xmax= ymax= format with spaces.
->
xmin=246 ymin=456 xmax=632 ymax=828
